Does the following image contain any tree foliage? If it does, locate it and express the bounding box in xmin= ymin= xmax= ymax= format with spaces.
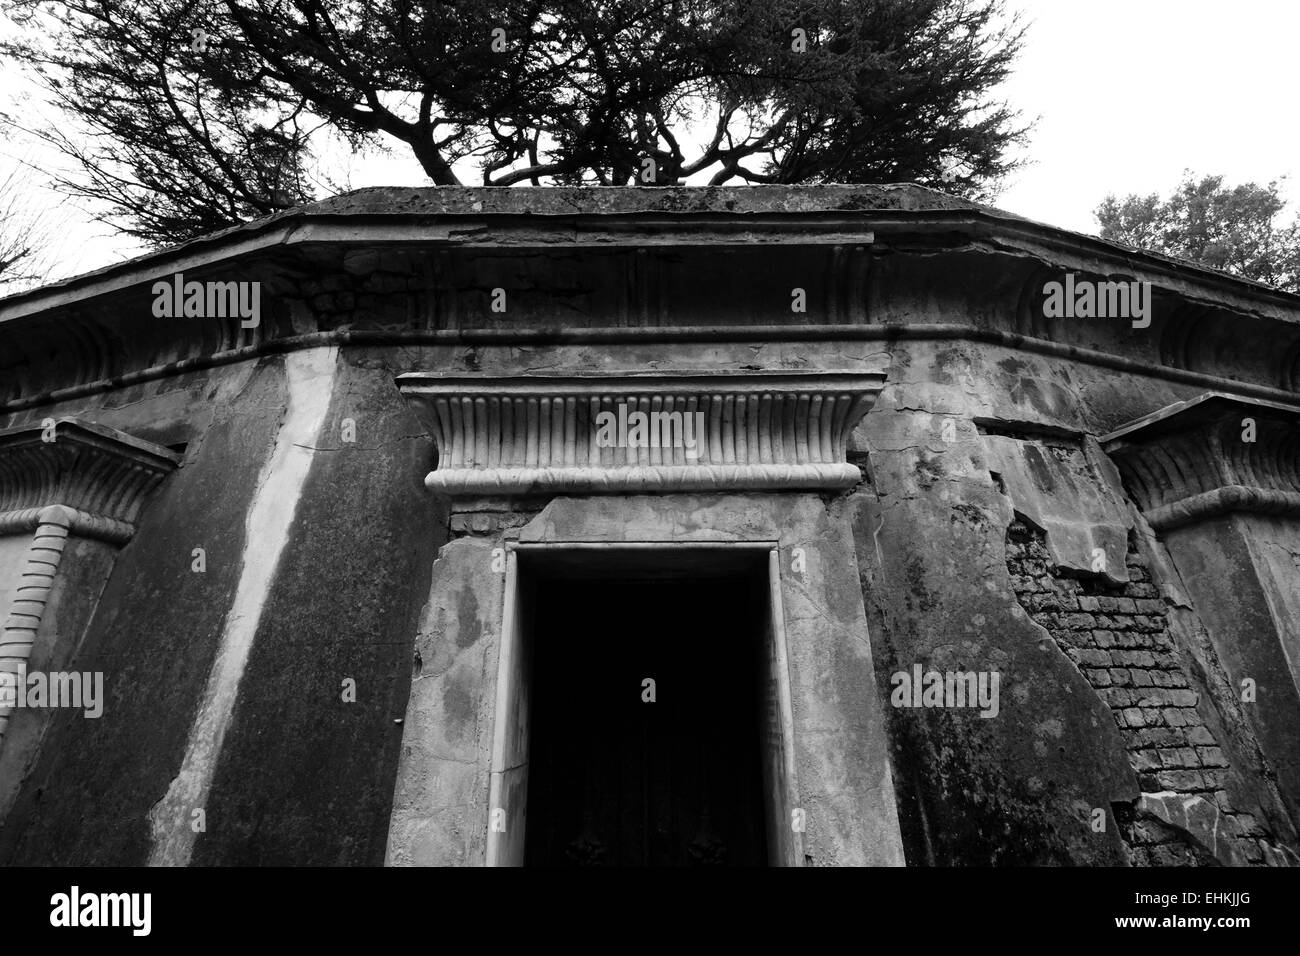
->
xmin=1096 ymin=173 xmax=1300 ymax=293
xmin=0 ymin=120 xmax=58 ymax=291
xmin=1 ymin=0 xmax=1028 ymax=245
xmin=0 ymin=165 xmax=52 ymax=290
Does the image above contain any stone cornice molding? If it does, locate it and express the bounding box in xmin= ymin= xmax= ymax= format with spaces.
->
xmin=6 ymin=186 xmax=1297 ymax=324
xmin=1102 ymin=393 xmax=1300 ymax=531
xmin=398 ymin=371 xmax=886 ymax=495
xmin=0 ymin=419 xmax=181 ymax=543
xmin=6 ymin=187 xmax=1300 ymax=414
xmin=11 ymin=325 xmax=1300 ymax=418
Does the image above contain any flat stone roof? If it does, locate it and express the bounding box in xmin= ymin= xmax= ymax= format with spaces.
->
xmin=281 ymin=183 xmax=992 ymax=217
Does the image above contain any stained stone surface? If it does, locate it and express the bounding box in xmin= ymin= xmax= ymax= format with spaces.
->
xmin=1 ymin=185 xmax=1299 ymax=866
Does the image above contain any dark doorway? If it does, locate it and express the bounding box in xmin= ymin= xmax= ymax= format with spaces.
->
xmin=522 ymin=572 xmax=769 ymax=866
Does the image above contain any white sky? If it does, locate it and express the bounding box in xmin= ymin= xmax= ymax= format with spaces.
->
xmin=2 ymin=0 xmax=1298 ymax=283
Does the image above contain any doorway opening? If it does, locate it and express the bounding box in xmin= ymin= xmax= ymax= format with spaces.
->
xmin=487 ymin=544 xmax=802 ymax=867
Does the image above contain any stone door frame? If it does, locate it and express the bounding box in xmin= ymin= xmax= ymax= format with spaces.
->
xmin=485 ymin=539 xmax=804 ymax=867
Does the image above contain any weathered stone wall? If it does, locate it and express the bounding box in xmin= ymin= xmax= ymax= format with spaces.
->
xmin=0 ymin=350 xmax=440 ymax=865
xmin=189 ymin=354 xmax=439 ymax=866
xmin=1154 ymin=514 xmax=1300 ymax=829
xmin=0 ymin=359 xmax=291 ymax=864
xmin=851 ymin=335 xmax=1299 ymax=867
xmin=1 ymin=187 xmax=1298 ymax=866
xmin=1006 ymin=518 xmax=1286 ymax=865
xmin=852 ymin=415 xmax=1134 ymax=865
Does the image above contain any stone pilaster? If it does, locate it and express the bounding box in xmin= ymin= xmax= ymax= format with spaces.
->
xmin=0 ymin=419 xmax=179 ymax=759
xmin=1103 ymin=393 xmax=1300 ymax=827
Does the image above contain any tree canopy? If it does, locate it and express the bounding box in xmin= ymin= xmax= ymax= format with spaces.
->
xmin=1 ymin=0 xmax=1028 ymax=246
xmin=1096 ymin=173 xmax=1300 ymax=294
xmin=0 ymin=118 xmax=57 ymax=290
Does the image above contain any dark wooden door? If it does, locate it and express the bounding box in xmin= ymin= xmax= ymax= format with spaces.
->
xmin=524 ymin=575 xmax=768 ymax=866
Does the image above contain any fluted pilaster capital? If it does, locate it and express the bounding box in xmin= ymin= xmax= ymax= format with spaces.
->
xmin=1103 ymin=393 xmax=1300 ymax=531
xmin=0 ymin=419 xmax=180 ymax=543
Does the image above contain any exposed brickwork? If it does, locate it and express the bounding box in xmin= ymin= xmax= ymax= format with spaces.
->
xmin=1005 ymin=518 xmax=1275 ymax=865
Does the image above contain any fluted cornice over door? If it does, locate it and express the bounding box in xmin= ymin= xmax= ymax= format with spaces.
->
xmin=398 ymin=371 xmax=886 ymax=496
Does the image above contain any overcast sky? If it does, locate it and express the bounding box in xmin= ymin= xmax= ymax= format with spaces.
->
xmin=2 ymin=0 xmax=1298 ymax=284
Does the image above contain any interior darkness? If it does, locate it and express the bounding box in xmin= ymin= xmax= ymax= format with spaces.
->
xmin=523 ymin=572 xmax=769 ymax=866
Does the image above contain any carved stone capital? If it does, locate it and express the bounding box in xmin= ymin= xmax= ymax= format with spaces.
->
xmin=1102 ymin=393 xmax=1300 ymax=531
xmin=398 ymin=371 xmax=886 ymax=496
xmin=0 ymin=419 xmax=181 ymax=543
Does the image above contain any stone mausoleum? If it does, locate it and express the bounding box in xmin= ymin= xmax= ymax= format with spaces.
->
xmin=1 ymin=186 xmax=1298 ymax=866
